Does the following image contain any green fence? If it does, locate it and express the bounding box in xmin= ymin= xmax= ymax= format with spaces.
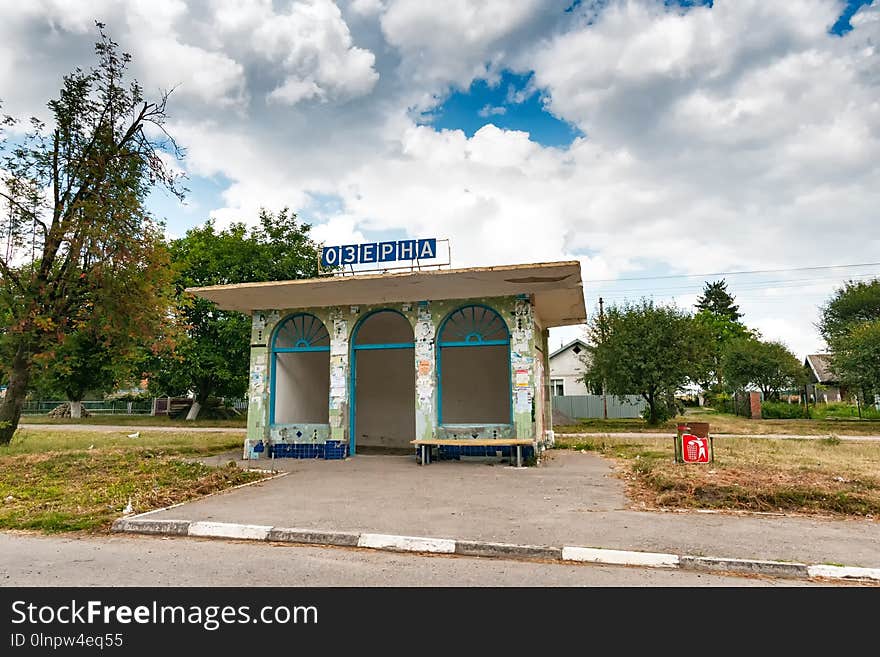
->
xmin=21 ymin=400 xmax=153 ymax=415
xmin=552 ymin=394 xmax=646 ymax=420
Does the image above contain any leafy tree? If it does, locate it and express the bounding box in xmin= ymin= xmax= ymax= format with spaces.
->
xmin=818 ymin=279 xmax=880 ymax=343
xmin=819 ymin=279 xmax=880 ymax=400
xmin=696 ymin=279 xmax=743 ymax=322
xmin=143 ymin=209 xmax=321 ymax=419
xmin=30 ymin=331 xmax=138 ymax=418
xmin=0 ymin=25 xmax=182 ymax=443
xmin=583 ymin=300 xmax=708 ymax=425
xmin=693 ymin=308 xmax=752 ymax=391
xmin=828 ymin=321 xmax=880 ymax=401
xmin=721 ymin=338 xmax=804 ymax=400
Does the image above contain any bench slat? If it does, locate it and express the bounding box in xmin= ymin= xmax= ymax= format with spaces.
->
xmin=410 ymin=439 xmax=533 ymax=446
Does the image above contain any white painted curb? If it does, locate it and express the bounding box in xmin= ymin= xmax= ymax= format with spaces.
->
xmin=807 ymin=564 xmax=880 ymax=581
xmin=188 ymin=521 xmax=272 ymax=541
xmin=358 ymin=533 xmax=456 ymax=554
xmin=113 ymin=519 xmax=880 ymax=583
xmin=562 ymin=546 xmax=680 ymax=568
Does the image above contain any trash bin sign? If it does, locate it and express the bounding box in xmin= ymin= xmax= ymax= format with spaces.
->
xmin=682 ymin=433 xmax=710 ymax=463
xmin=675 ymin=422 xmax=713 ymax=464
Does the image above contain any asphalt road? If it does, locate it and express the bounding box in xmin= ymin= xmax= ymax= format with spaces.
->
xmin=0 ymin=532 xmax=825 ymax=586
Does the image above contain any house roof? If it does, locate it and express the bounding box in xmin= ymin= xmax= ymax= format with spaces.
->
xmin=804 ymin=354 xmax=838 ymax=384
xmin=187 ymin=260 xmax=587 ymax=328
xmin=549 ymin=338 xmax=589 ymax=360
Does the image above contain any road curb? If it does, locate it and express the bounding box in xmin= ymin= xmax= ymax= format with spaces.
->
xmin=679 ymin=555 xmax=809 ymax=578
xmin=111 ymin=519 xmax=880 ymax=583
xmin=110 ymin=518 xmax=191 ymax=536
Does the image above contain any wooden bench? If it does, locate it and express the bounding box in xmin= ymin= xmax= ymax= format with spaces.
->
xmin=410 ymin=439 xmax=535 ymax=467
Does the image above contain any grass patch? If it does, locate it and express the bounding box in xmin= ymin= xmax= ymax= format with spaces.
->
xmin=4 ymin=429 xmax=245 ymax=456
xmin=555 ymin=434 xmax=880 ymax=518
xmin=555 ymin=409 xmax=880 ymax=436
xmin=0 ymin=429 xmax=266 ymax=533
xmin=20 ymin=415 xmax=246 ymax=428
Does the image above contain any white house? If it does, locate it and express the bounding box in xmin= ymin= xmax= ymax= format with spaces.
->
xmin=548 ymin=338 xmax=590 ymax=396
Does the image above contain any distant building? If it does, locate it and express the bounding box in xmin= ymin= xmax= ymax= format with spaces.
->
xmin=548 ymin=338 xmax=590 ymax=396
xmin=804 ymin=354 xmax=847 ymax=403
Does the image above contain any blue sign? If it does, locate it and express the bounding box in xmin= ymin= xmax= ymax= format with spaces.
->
xmin=321 ymin=238 xmax=437 ymax=268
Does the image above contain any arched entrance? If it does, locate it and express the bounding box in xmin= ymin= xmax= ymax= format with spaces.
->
xmin=437 ymin=304 xmax=511 ymax=425
xmin=350 ymin=310 xmax=416 ymax=454
xmin=270 ymin=313 xmax=330 ymax=425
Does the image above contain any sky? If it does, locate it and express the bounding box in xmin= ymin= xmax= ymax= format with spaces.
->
xmin=0 ymin=0 xmax=878 ymax=358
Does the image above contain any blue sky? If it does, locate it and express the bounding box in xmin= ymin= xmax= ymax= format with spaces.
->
xmin=2 ymin=0 xmax=877 ymax=357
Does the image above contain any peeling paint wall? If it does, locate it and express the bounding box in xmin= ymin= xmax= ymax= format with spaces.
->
xmin=244 ymin=294 xmax=541 ymax=459
xmin=510 ymin=295 xmax=535 ymax=440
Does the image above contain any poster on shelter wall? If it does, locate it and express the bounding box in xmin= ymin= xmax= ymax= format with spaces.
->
xmin=515 ymin=369 xmax=529 ymax=387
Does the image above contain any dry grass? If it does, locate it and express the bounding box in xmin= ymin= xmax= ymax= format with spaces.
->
xmin=556 ymin=408 xmax=880 ymax=436
xmin=555 ymin=434 xmax=880 ymax=517
xmin=0 ymin=429 xmax=266 ymax=533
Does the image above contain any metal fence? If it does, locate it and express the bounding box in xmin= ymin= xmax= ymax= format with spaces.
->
xmin=21 ymin=400 xmax=153 ymax=415
xmin=21 ymin=398 xmax=249 ymax=416
xmin=552 ymin=394 xmax=646 ymax=420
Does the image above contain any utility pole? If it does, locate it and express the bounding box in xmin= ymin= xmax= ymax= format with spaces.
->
xmin=599 ymin=296 xmax=607 ymax=420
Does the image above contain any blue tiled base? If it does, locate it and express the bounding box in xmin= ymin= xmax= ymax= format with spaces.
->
xmin=429 ymin=445 xmax=535 ymax=461
xmin=269 ymin=440 xmax=349 ymax=460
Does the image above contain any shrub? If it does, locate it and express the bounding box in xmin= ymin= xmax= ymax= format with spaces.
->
xmin=706 ymin=392 xmax=735 ymax=414
xmin=761 ymin=401 xmax=810 ymax=419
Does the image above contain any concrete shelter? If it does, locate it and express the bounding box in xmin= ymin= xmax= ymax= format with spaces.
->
xmin=188 ymin=261 xmax=586 ymax=460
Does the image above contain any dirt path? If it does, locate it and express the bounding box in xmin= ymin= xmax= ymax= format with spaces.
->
xmin=20 ymin=423 xmax=246 ymax=433
xmin=559 ymin=431 xmax=880 ymax=442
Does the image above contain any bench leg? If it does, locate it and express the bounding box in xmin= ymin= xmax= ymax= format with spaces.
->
xmin=517 ymin=445 xmax=522 ymax=468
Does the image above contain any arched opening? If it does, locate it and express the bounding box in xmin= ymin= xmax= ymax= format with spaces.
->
xmin=437 ymin=305 xmax=511 ymax=424
xmin=350 ymin=310 xmax=415 ymax=453
xmin=270 ymin=313 xmax=330 ymax=425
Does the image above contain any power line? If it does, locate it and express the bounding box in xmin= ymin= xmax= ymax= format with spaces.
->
xmin=594 ymin=273 xmax=880 ymax=303
xmin=588 ymin=261 xmax=880 ymax=283
xmin=592 ymin=272 xmax=880 ymax=296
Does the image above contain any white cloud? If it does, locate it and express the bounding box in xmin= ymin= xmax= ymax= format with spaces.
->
xmin=250 ymin=0 xmax=379 ymax=105
xmin=380 ymin=0 xmax=565 ymax=91
xmin=478 ymin=104 xmax=506 ymax=117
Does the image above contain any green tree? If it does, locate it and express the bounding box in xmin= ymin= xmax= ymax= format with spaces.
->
xmin=828 ymin=321 xmax=880 ymax=401
xmin=583 ymin=300 xmax=708 ymax=425
xmin=693 ymin=309 xmax=752 ymax=390
xmin=0 ymin=25 xmax=182 ymax=443
xmin=818 ymin=279 xmax=880 ymax=343
xmin=696 ymin=279 xmax=743 ymax=322
xmin=721 ymin=338 xmax=804 ymax=400
xmin=30 ymin=330 xmax=141 ymax=418
xmin=144 ymin=209 xmax=321 ymax=419
xmin=819 ymin=279 xmax=880 ymax=400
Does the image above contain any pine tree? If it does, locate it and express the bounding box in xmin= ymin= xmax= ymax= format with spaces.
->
xmin=696 ymin=280 xmax=743 ymax=322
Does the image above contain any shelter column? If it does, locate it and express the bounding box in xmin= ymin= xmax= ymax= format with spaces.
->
xmin=328 ymin=308 xmax=351 ymax=447
xmin=414 ymin=301 xmax=437 ymax=442
xmin=245 ymin=312 xmax=271 ymax=459
xmin=510 ymin=295 xmax=536 ymax=440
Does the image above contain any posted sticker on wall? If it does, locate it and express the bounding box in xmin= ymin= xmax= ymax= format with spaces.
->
xmin=515 ymin=369 xmax=529 ymax=388
xmin=418 ymin=360 xmax=432 ymax=376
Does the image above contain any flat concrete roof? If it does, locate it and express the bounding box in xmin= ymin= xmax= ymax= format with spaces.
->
xmin=187 ymin=260 xmax=587 ymax=327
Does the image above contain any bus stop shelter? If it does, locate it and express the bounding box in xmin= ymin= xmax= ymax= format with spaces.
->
xmin=188 ymin=260 xmax=586 ymax=461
